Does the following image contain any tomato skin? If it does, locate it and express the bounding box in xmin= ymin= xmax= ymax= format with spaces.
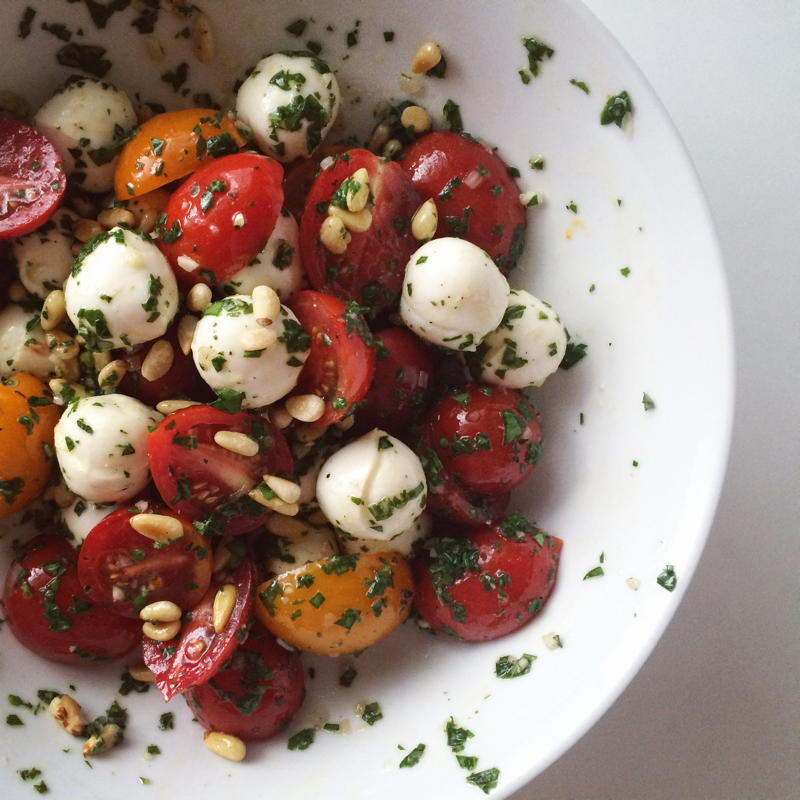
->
xmin=414 ymin=520 xmax=562 ymax=642
xmin=185 ymin=627 xmax=305 ymax=740
xmin=143 ymin=558 xmax=254 ymax=701
xmin=299 ymin=149 xmax=421 ymax=314
xmin=77 ymin=506 xmax=213 ymax=618
xmin=0 ymin=373 xmax=60 ymax=518
xmin=355 ymin=327 xmax=434 ymax=437
xmin=148 ymin=405 xmax=293 ymax=535
xmin=400 ymin=131 xmax=527 ymax=273
xmin=424 ymin=461 xmax=510 ymax=526
xmin=4 ymin=535 xmax=141 ymax=664
xmin=114 ymin=109 xmax=247 ymax=199
xmin=157 ymin=153 xmax=284 ymax=287
xmin=419 ymin=384 xmax=543 ymax=496
xmin=289 ymin=290 xmax=376 ymax=426
xmin=283 ymin=145 xmax=347 ymax=220
xmin=255 ymin=552 xmax=414 ymax=656
xmin=0 ymin=117 xmax=65 ymax=239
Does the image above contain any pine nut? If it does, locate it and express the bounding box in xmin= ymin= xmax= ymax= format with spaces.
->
xmin=46 ymin=330 xmax=79 ymax=361
xmin=8 ymin=280 xmax=27 ymax=303
xmin=83 ymin=723 xmax=122 ymax=756
xmin=411 ymin=41 xmax=442 ymax=74
xmin=187 ymin=282 xmax=212 ymax=312
xmin=130 ymin=513 xmax=184 ymax=543
xmin=212 ymin=538 xmax=233 ymax=574
xmin=242 ymin=326 xmax=277 ymax=351
xmin=204 ymin=731 xmax=246 ymax=762
xmin=49 ymin=378 xmax=88 ymax=404
xmin=97 ymin=207 xmax=135 ymax=228
xmin=319 ymin=214 xmax=350 ymax=254
xmin=368 ymin=122 xmax=391 ymax=154
xmin=382 ymin=138 xmax=403 ymax=160
xmin=266 ymin=514 xmax=309 ymax=538
xmin=142 ymin=619 xmax=181 ymax=641
xmin=248 ymin=488 xmax=299 ymax=516
xmin=335 ymin=414 xmax=355 ymax=431
xmin=192 ymin=12 xmax=215 ymax=63
xmin=411 ymin=199 xmax=439 ymax=241
xmin=346 ymin=168 xmax=371 ymax=212
xmin=173 ymin=316 xmax=197 ymax=357
xmin=294 ymin=422 xmax=327 ymax=444
xmin=49 ymin=695 xmax=86 ymax=736
xmin=212 ymin=584 xmax=236 ymax=632
xmin=156 ymin=398 xmax=200 ymax=415
xmin=92 ymin=350 xmax=111 ymax=371
xmin=398 ymin=72 xmax=424 ymax=96
xmin=270 ymin=405 xmax=293 ymax=429
xmin=141 ymin=339 xmax=174 ymax=382
xmin=40 ymin=289 xmax=66 ymax=331
xmin=285 ymin=394 xmax=325 ymax=423
xmin=252 ymin=284 xmax=280 ymax=326
xmin=140 ymin=600 xmax=182 ymax=623
xmin=328 ymin=205 xmax=373 ymax=233
xmin=126 ymin=663 xmax=156 ymax=683
xmin=264 ymin=474 xmax=302 ymax=505
xmin=214 ymin=430 xmax=259 ymax=457
xmin=400 ymin=105 xmax=432 ymax=133
xmin=97 ymin=359 xmax=127 ymax=391
xmin=144 ymin=33 xmax=166 ymax=63
xmin=45 ymin=482 xmax=76 ymax=509
xmin=74 ymin=217 xmax=105 ymax=243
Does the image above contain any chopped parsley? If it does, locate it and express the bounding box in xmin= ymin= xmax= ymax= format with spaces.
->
xmin=360 ymin=701 xmax=383 ymax=726
xmin=570 ymin=78 xmax=590 ymax=94
xmin=399 ymin=743 xmax=426 ymax=767
xmin=642 ymin=392 xmax=656 ymax=411
xmin=560 ymin=341 xmax=588 ymax=370
xmin=287 ymin=728 xmax=315 ymax=750
xmin=467 ymin=767 xmax=500 ymax=794
xmin=209 ymin=388 xmax=244 ymax=414
xmin=445 ymin=717 xmax=474 ymax=753
xmin=657 ymin=565 xmax=678 ymax=592
xmin=443 ymin=99 xmax=464 ymax=133
xmin=601 ymin=90 xmax=633 ymax=127
xmin=521 ymin=36 xmax=554 ymax=77
xmin=495 ymin=653 xmax=536 ymax=679
xmin=367 ymin=482 xmax=424 ymax=522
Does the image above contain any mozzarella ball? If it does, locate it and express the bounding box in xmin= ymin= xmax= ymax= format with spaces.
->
xmin=221 ymin=210 xmax=303 ymax=300
xmin=236 ymin=52 xmax=340 ymax=162
xmin=61 ymin=497 xmax=122 ymax=545
xmin=0 ymin=304 xmax=68 ymax=379
xmin=191 ymin=295 xmax=309 ymax=408
xmin=13 ymin=208 xmax=78 ymax=298
xmin=65 ymin=227 xmax=178 ymax=349
xmin=400 ymin=238 xmax=509 ymax=351
xmin=480 ymin=288 xmax=568 ymax=388
xmin=339 ymin=511 xmax=431 ymax=557
xmin=266 ymin=526 xmax=339 ymax=576
xmin=316 ymin=429 xmax=427 ymax=542
xmin=33 ymin=76 xmax=137 ymax=193
xmin=54 ymin=393 xmax=162 ymax=503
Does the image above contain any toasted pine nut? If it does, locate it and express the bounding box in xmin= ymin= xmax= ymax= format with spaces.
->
xmin=252 ymin=284 xmax=280 ymax=326
xmin=74 ymin=217 xmax=105 ymax=243
xmin=142 ymin=619 xmax=181 ymax=641
xmin=411 ymin=199 xmax=439 ymax=241
xmin=204 ymin=731 xmax=246 ymax=762
xmin=92 ymin=350 xmax=111 ymax=371
xmin=97 ymin=359 xmax=127 ymax=391
xmin=345 ymin=168 xmax=370 ymax=212
xmin=126 ymin=663 xmax=156 ymax=683
xmin=97 ymin=207 xmax=135 ymax=229
xmin=49 ymin=378 xmax=88 ymax=404
xmin=248 ymin=488 xmax=299 ymax=516
xmin=328 ymin=205 xmax=373 ymax=233
xmin=83 ymin=723 xmax=122 ymax=756
xmin=242 ymin=326 xmax=277 ymax=351
xmin=49 ymin=695 xmax=86 ymax=736
xmin=214 ymin=430 xmax=259 ymax=457
xmin=285 ymin=394 xmax=325 ymax=423
xmin=130 ymin=513 xmax=184 ymax=543
xmin=177 ymin=314 xmax=198 ymax=355
xmin=335 ymin=414 xmax=355 ymax=431
xmin=270 ymin=405 xmax=293 ymax=429
xmin=192 ymin=12 xmax=215 ymax=63
xmin=156 ymin=398 xmax=200 ymax=415
xmin=141 ymin=339 xmax=174 ymax=382
xmin=266 ymin=514 xmax=309 ymax=538
xmin=368 ymin=122 xmax=391 ymax=154
xmin=40 ymin=289 xmax=66 ymax=331
xmin=139 ymin=600 xmax=182 ymax=623
xmin=400 ymin=105 xmax=431 ymax=133
xmin=382 ymin=138 xmax=403 ymax=160
xmin=264 ymin=474 xmax=302 ymax=505
xmin=411 ymin=41 xmax=442 ymax=74
xmin=8 ymin=280 xmax=27 ymax=303
xmin=212 ymin=585 xmax=236 ymax=633
xmin=319 ymin=215 xmax=350 ymax=254
xmin=187 ymin=283 xmax=212 ymax=312
xmin=46 ymin=330 xmax=79 ymax=361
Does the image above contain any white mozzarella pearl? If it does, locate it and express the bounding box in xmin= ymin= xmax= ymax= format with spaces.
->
xmin=13 ymin=208 xmax=78 ymax=298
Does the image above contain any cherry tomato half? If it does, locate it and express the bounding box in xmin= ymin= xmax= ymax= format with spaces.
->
xmin=401 ymin=131 xmax=527 ymax=273
xmin=300 ymin=149 xmax=421 ymax=314
xmin=77 ymin=506 xmax=212 ymax=618
xmin=289 ymin=290 xmax=376 ymax=426
xmin=157 ymin=152 xmax=284 ymax=287
xmin=414 ymin=516 xmax=562 ymax=641
xmin=143 ymin=558 xmax=254 ymax=701
xmin=148 ymin=405 xmax=293 ymax=535
xmin=114 ymin=108 xmax=248 ymax=199
xmin=185 ymin=626 xmax=305 ymax=740
xmin=0 ymin=117 xmax=65 ymax=239
xmin=4 ymin=535 xmax=141 ymax=664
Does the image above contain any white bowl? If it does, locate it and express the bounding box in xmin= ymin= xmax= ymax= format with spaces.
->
xmin=0 ymin=1 xmax=733 ymax=797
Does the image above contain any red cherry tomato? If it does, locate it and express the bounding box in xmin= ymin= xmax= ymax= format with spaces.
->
xmin=424 ymin=459 xmax=511 ymax=526
xmin=148 ymin=405 xmax=293 ymax=535
xmin=4 ymin=535 xmax=140 ymax=664
xmin=299 ymin=149 xmax=421 ymax=314
xmin=400 ymin=131 xmax=527 ymax=273
xmin=143 ymin=558 xmax=254 ymax=701
xmin=289 ymin=290 xmax=376 ymax=426
xmin=356 ymin=327 xmax=434 ymax=437
xmin=419 ymin=384 xmax=542 ymax=496
xmin=0 ymin=117 xmax=65 ymax=239
xmin=185 ymin=626 xmax=305 ymax=740
xmin=77 ymin=507 xmax=212 ymax=618
xmin=414 ymin=516 xmax=562 ymax=641
xmin=283 ymin=144 xmax=347 ymax=220
xmin=157 ymin=153 xmax=284 ymax=287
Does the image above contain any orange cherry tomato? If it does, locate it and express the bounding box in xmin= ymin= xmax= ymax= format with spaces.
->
xmin=255 ymin=552 xmax=413 ymax=656
xmin=114 ymin=109 xmax=248 ymax=199
xmin=0 ymin=373 xmax=60 ymax=518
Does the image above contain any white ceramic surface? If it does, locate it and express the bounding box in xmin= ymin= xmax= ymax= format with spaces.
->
xmin=0 ymin=1 xmax=734 ymax=798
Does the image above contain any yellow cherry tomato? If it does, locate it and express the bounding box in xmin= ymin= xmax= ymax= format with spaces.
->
xmin=0 ymin=373 xmax=60 ymax=518
xmin=255 ymin=552 xmax=413 ymax=656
